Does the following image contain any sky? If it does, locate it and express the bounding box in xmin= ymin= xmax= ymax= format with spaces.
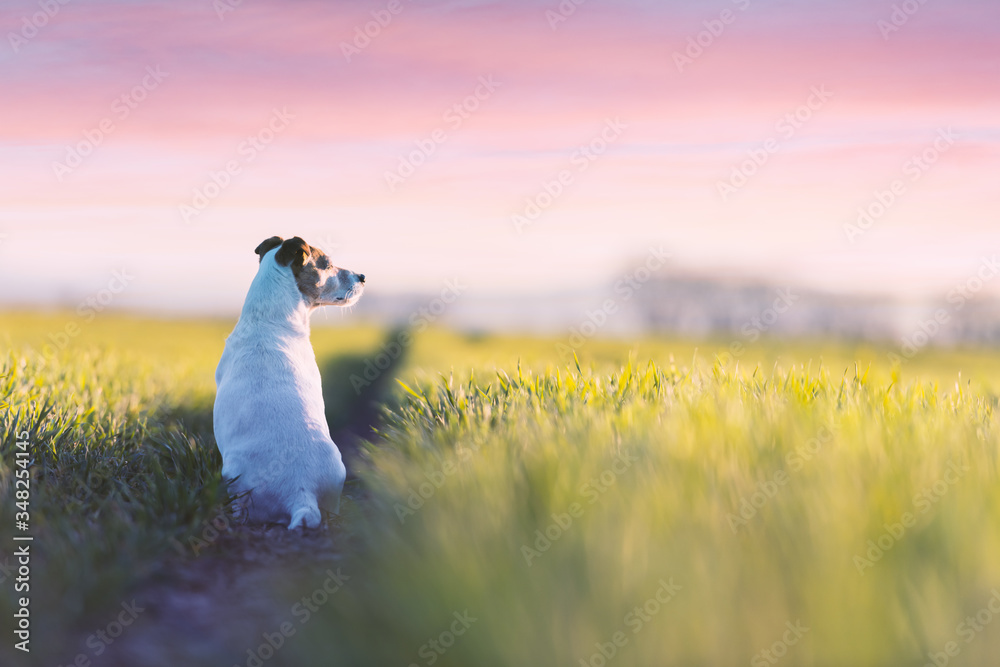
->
xmin=0 ymin=0 xmax=998 ymax=314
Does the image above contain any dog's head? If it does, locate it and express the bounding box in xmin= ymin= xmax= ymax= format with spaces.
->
xmin=254 ymin=236 xmax=365 ymax=308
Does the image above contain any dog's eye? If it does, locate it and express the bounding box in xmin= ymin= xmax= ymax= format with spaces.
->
xmin=315 ymin=257 xmax=329 ymax=269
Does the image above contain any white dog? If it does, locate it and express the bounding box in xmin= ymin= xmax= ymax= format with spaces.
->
xmin=214 ymin=235 xmax=365 ymax=529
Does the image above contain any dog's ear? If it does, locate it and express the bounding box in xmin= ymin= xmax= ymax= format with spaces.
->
xmin=274 ymin=236 xmax=310 ymax=270
xmin=254 ymin=236 xmax=284 ymax=263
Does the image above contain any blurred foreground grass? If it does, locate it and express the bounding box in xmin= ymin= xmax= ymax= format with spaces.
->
xmin=1 ymin=312 xmax=999 ymax=666
xmin=324 ymin=362 xmax=1000 ymax=667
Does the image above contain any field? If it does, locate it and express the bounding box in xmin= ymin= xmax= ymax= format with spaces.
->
xmin=2 ymin=312 xmax=1000 ymax=667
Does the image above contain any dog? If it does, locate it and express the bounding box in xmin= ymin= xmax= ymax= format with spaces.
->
xmin=213 ymin=235 xmax=365 ymax=529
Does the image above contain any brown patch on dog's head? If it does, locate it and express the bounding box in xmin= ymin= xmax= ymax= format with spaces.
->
xmin=255 ymin=235 xmax=361 ymax=307
xmin=274 ymin=236 xmax=326 ymax=303
xmin=254 ymin=236 xmax=284 ymax=263
xmin=274 ymin=236 xmax=309 ymax=269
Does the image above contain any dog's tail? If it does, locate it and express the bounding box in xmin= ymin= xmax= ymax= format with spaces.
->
xmin=288 ymin=502 xmax=322 ymax=530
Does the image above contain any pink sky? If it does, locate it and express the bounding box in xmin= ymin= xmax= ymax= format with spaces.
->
xmin=1 ymin=0 xmax=998 ymax=312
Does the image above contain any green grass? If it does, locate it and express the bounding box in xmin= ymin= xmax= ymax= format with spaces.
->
xmin=0 ymin=347 xmax=227 ymax=663
xmin=308 ymin=361 xmax=1000 ymax=667
xmin=2 ymin=312 xmax=999 ymax=666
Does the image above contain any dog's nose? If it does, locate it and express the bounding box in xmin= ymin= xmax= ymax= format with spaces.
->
xmin=357 ymin=274 xmax=366 ymax=284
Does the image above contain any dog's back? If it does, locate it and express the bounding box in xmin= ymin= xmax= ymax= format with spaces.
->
xmin=215 ymin=329 xmax=345 ymax=527
xmin=214 ymin=236 xmax=364 ymax=529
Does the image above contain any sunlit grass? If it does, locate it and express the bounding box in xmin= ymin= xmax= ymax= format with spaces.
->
xmin=314 ymin=361 xmax=1000 ymax=666
xmin=2 ymin=313 xmax=999 ymax=666
xmin=0 ymin=347 xmax=230 ymax=663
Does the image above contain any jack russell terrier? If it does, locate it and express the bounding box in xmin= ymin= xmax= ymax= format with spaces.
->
xmin=214 ymin=235 xmax=365 ymax=529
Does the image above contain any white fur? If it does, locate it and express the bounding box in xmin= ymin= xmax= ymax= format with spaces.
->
xmin=214 ymin=244 xmax=362 ymax=529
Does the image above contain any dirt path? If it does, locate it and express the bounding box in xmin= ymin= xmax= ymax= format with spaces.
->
xmin=103 ymin=502 xmax=354 ymax=667
xmin=86 ymin=345 xmax=405 ymax=667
